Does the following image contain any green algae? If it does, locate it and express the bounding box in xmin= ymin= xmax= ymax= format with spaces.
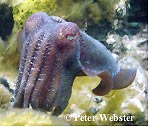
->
xmin=0 ymin=72 xmax=146 ymax=126
xmin=0 ymin=25 xmax=20 ymax=72
xmin=61 ymin=76 xmax=146 ymax=126
xmin=13 ymin=0 xmax=57 ymax=29
xmin=13 ymin=0 xmax=120 ymax=29
xmin=0 ymin=109 xmax=69 ymax=126
xmin=64 ymin=76 xmax=101 ymax=112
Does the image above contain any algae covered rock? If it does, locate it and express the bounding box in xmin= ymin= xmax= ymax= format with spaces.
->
xmin=0 ymin=84 xmax=11 ymax=110
xmin=13 ymin=0 xmax=120 ymax=30
xmin=0 ymin=109 xmax=69 ymax=126
xmin=13 ymin=0 xmax=57 ymax=29
xmin=0 ymin=25 xmax=20 ymax=71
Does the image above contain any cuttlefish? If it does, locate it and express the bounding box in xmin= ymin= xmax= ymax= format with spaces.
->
xmin=14 ymin=12 xmax=137 ymax=116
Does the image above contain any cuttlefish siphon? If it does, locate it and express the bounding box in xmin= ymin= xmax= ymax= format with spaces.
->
xmin=14 ymin=12 xmax=137 ymax=116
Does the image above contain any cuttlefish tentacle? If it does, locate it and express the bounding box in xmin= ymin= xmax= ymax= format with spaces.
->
xmin=14 ymin=30 xmax=44 ymax=108
xmin=30 ymin=51 xmax=64 ymax=111
xmin=14 ymin=13 xmax=50 ymax=108
xmin=24 ymin=30 xmax=54 ymax=108
xmin=14 ymin=36 xmax=30 ymax=108
xmin=14 ymin=12 xmax=56 ymax=108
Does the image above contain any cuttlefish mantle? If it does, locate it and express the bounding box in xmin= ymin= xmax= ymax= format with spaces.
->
xmin=14 ymin=12 xmax=137 ymax=116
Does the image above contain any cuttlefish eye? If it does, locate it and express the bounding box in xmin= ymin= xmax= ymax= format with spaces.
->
xmin=57 ymin=22 xmax=80 ymax=44
xmin=65 ymin=33 xmax=78 ymax=41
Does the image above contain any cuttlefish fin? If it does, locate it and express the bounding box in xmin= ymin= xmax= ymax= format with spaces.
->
xmin=92 ymin=71 xmax=113 ymax=96
xmin=78 ymin=68 xmax=137 ymax=96
xmin=17 ymin=30 xmax=23 ymax=53
xmin=77 ymin=70 xmax=113 ymax=96
xmin=112 ymin=68 xmax=137 ymax=89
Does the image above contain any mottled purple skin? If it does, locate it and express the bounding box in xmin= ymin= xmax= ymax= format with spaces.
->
xmin=14 ymin=12 xmax=81 ymax=115
xmin=14 ymin=12 xmax=136 ymax=116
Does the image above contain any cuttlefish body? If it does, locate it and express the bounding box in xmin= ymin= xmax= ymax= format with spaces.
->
xmin=14 ymin=12 xmax=137 ymax=116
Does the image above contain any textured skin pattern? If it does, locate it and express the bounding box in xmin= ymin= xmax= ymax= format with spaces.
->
xmin=14 ymin=12 xmax=81 ymax=115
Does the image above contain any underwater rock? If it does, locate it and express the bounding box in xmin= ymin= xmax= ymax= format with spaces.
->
xmin=13 ymin=0 xmax=57 ymax=29
xmin=104 ymin=25 xmax=148 ymax=125
xmin=106 ymin=25 xmax=148 ymax=70
xmin=112 ymin=0 xmax=147 ymax=36
xmin=0 ymin=25 xmax=20 ymax=70
xmin=13 ymin=0 xmax=120 ymax=34
xmin=117 ymin=56 xmax=148 ymax=125
xmin=0 ymin=109 xmax=69 ymax=126
xmin=119 ymin=57 xmax=147 ymax=114
xmin=0 ymin=85 xmax=11 ymax=110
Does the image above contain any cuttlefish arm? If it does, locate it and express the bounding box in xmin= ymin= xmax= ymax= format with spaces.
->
xmin=14 ymin=12 xmax=81 ymax=115
xmin=52 ymin=58 xmax=81 ymax=116
xmin=14 ymin=12 xmax=52 ymax=108
xmin=79 ymin=31 xmax=137 ymax=96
